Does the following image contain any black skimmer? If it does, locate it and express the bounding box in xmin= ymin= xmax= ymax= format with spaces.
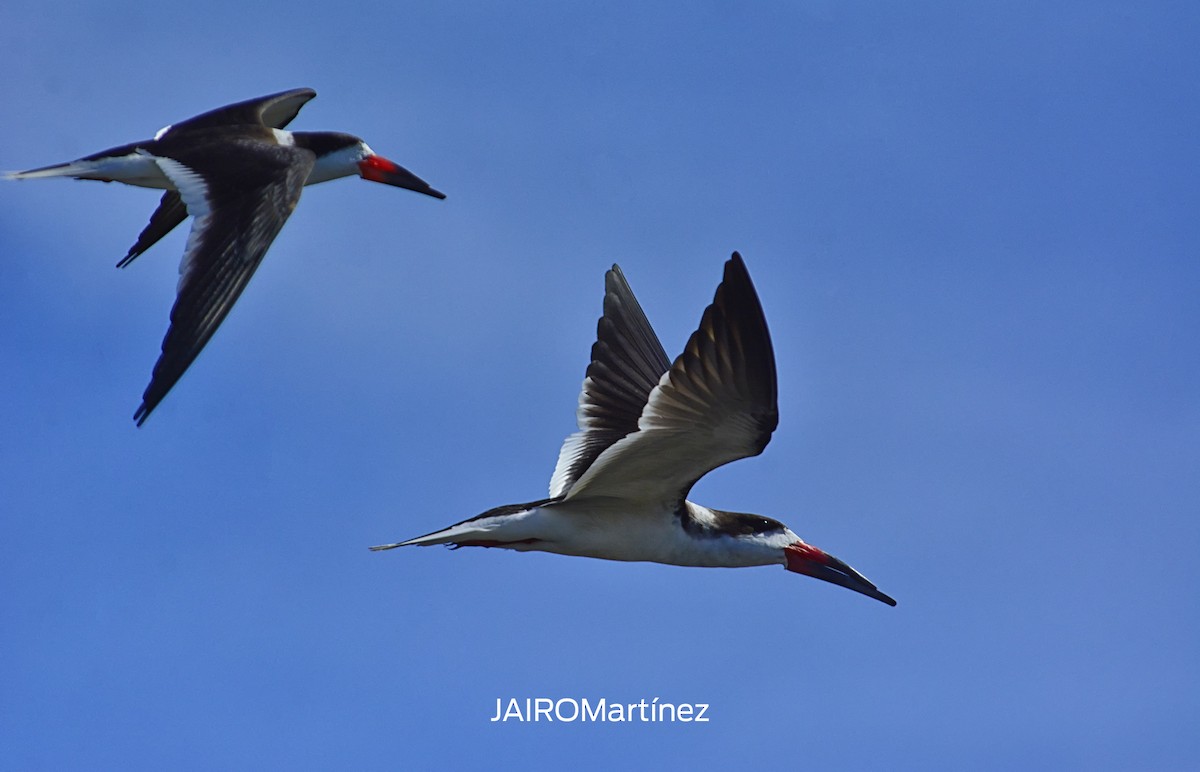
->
xmin=372 ymin=253 xmax=896 ymax=606
xmin=5 ymin=88 xmax=446 ymax=425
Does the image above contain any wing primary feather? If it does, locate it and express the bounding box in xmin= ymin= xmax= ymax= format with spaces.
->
xmin=548 ymin=263 xmax=671 ymax=497
xmin=118 ymin=191 xmax=189 ymax=268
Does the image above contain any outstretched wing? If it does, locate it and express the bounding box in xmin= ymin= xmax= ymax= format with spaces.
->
xmin=561 ymin=252 xmax=779 ymax=506
xmin=133 ymin=134 xmax=314 ymax=424
xmin=159 ymin=88 xmax=316 ymax=135
xmin=548 ymin=264 xmax=671 ymax=498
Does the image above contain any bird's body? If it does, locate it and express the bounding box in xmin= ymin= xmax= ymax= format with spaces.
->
xmin=405 ymin=497 xmax=799 ymax=569
xmin=373 ymin=253 xmax=896 ymax=606
xmin=6 ymin=88 xmax=445 ymax=424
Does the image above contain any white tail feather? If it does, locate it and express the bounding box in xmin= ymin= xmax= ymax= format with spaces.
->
xmin=5 ymin=152 xmax=172 ymax=189
xmin=5 ymin=163 xmax=81 ymax=180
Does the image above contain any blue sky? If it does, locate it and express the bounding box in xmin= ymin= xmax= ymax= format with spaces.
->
xmin=2 ymin=2 xmax=1197 ymax=769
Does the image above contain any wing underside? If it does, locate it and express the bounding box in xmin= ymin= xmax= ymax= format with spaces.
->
xmin=560 ymin=253 xmax=779 ymax=505
xmin=549 ymin=264 xmax=672 ymax=498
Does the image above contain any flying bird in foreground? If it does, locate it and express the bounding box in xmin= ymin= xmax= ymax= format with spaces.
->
xmin=372 ymin=253 xmax=895 ymax=606
xmin=5 ymin=88 xmax=445 ymax=424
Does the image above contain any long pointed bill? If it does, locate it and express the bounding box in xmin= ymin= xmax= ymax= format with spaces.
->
xmin=358 ymin=155 xmax=446 ymax=199
xmin=784 ymin=543 xmax=897 ymax=606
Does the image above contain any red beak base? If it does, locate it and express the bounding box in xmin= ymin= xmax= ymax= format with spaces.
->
xmin=358 ymin=155 xmax=446 ymax=199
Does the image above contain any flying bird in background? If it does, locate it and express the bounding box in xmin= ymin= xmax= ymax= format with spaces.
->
xmin=6 ymin=88 xmax=446 ymax=424
xmin=372 ymin=252 xmax=895 ymax=606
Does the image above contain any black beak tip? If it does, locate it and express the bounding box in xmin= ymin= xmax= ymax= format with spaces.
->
xmin=787 ymin=545 xmax=897 ymax=606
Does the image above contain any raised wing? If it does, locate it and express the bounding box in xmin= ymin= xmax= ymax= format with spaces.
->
xmin=549 ymin=264 xmax=671 ymax=497
xmin=163 ymin=88 xmax=316 ymax=135
xmin=133 ymin=134 xmax=314 ymax=424
xmin=119 ymin=89 xmax=316 ymax=268
xmin=561 ymin=252 xmax=779 ymax=505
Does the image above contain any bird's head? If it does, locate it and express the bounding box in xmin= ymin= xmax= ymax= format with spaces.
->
xmin=297 ymin=132 xmax=445 ymax=199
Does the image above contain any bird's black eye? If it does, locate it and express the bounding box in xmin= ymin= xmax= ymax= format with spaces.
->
xmin=739 ymin=517 xmax=783 ymax=535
